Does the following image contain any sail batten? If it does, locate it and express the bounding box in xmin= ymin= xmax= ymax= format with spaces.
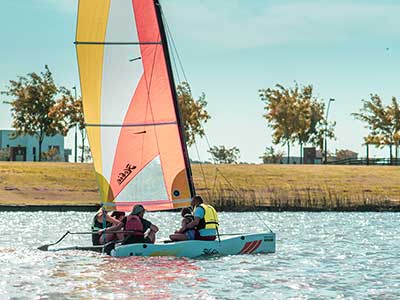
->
xmin=74 ymin=42 xmax=161 ymax=45
xmin=85 ymin=121 xmax=178 ymax=127
xmin=76 ymin=0 xmax=193 ymax=211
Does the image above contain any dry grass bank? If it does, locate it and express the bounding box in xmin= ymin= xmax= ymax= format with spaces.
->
xmin=0 ymin=162 xmax=399 ymax=210
xmin=193 ymin=164 xmax=400 ymax=210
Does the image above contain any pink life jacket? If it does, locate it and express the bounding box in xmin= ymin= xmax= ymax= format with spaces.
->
xmin=124 ymin=215 xmax=144 ymax=237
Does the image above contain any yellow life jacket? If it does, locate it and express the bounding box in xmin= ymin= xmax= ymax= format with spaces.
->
xmin=195 ymin=204 xmax=219 ymax=230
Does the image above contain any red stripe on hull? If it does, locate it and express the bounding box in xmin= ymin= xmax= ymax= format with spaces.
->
xmin=239 ymin=241 xmax=253 ymax=254
xmin=247 ymin=240 xmax=262 ymax=254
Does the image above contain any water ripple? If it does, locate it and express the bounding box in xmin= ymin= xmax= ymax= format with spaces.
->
xmin=0 ymin=211 xmax=399 ymax=299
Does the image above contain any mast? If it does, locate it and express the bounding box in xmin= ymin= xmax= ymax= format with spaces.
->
xmin=154 ymin=0 xmax=196 ymax=198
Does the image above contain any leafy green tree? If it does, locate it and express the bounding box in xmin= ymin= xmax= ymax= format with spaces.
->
xmin=177 ymin=82 xmax=210 ymax=146
xmin=259 ymin=146 xmax=284 ymax=164
xmin=208 ymin=145 xmax=240 ymax=164
xmin=2 ymin=66 xmax=70 ymax=161
xmin=352 ymin=94 xmax=400 ymax=163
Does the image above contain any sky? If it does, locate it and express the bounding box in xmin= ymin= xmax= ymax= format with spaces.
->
xmin=1 ymin=0 xmax=399 ymax=163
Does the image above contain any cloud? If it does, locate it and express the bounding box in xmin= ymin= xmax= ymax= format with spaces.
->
xmin=162 ymin=0 xmax=400 ymax=50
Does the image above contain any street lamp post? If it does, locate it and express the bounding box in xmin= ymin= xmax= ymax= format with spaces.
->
xmin=324 ymin=98 xmax=335 ymax=164
xmin=72 ymin=86 xmax=78 ymax=163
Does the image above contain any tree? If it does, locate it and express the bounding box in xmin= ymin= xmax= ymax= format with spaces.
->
xmin=177 ymin=82 xmax=210 ymax=146
xmin=259 ymin=84 xmax=298 ymax=163
xmin=259 ymin=146 xmax=284 ymax=164
xmin=208 ymin=145 xmax=240 ymax=164
xmin=49 ymin=89 xmax=87 ymax=162
xmin=78 ymin=145 xmax=92 ymax=162
xmin=41 ymin=147 xmax=62 ymax=161
xmin=2 ymin=65 xmax=70 ymax=161
xmin=259 ymin=83 xmax=335 ymax=164
xmin=352 ymin=94 xmax=400 ymax=163
xmin=335 ymin=149 xmax=358 ymax=161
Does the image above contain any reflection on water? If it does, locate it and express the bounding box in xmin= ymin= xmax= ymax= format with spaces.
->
xmin=0 ymin=211 xmax=399 ymax=299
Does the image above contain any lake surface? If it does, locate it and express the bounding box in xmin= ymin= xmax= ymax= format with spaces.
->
xmin=0 ymin=211 xmax=399 ymax=300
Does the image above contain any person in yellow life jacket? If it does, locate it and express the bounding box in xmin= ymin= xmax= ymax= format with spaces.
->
xmin=185 ymin=196 xmax=219 ymax=241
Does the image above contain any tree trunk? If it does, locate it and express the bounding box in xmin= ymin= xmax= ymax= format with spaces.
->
xmin=366 ymin=143 xmax=369 ymax=165
xmin=389 ymin=144 xmax=393 ymax=165
xmin=38 ymin=139 xmax=43 ymax=162
xmin=80 ymin=131 xmax=85 ymax=163
xmin=287 ymin=142 xmax=290 ymax=164
xmin=299 ymin=142 xmax=303 ymax=164
xmin=38 ymin=131 xmax=44 ymax=162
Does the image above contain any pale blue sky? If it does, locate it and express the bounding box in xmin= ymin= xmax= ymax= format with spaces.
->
xmin=1 ymin=0 xmax=399 ymax=162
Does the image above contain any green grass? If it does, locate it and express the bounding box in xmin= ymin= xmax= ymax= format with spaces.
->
xmin=0 ymin=162 xmax=399 ymax=210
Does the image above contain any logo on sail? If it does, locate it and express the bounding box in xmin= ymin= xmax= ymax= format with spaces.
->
xmin=117 ymin=163 xmax=137 ymax=185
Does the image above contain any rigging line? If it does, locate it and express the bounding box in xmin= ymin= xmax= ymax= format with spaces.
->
xmin=194 ymin=139 xmax=211 ymax=200
xmin=165 ymin=24 xmax=181 ymax=84
xmin=215 ymin=168 xmax=273 ymax=232
xmin=211 ymin=168 xmax=219 ymax=203
xmin=161 ymin=9 xmax=189 ymax=83
xmin=161 ymin=2 xmax=272 ymax=233
xmin=163 ymin=8 xmax=214 ymax=198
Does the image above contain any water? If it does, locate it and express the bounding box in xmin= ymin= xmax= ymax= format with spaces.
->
xmin=0 ymin=211 xmax=399 ymax=300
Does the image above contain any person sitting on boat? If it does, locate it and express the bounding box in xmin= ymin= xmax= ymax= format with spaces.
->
xmin=98 ymin=204 xmax=159 ymax=244
xmin=185 ymin=196 xmax=219 ymax=241
xmin=169 ymin=207 xmax=196 ymax=241
xmin=91 ymin=208 xmax=123 ymax=245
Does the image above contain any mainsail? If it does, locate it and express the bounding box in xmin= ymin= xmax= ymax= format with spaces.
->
xmin=75 ymin=0 xmax=194 ymax=211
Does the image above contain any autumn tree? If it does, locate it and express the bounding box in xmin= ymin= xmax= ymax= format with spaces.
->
xmin=259 ymin=84 xmax=297 ymax=163
xmin=2 ymin=65 xmax=70 ymax=161
xmin=259 ymin=83 xmax=335 ymax=164
xmin=49 ymin=88 xmax=87 ymax=162
xmin=208 ymin=145 xmax=240 ymax=164
xmin=177 ymin=82 xmax=210 ymax=146
xmin=352 ymin=94 xmax=400 ymax=163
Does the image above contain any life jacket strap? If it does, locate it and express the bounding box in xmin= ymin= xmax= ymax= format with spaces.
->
xmin=205 ymin=221 xmax=219 ymax=225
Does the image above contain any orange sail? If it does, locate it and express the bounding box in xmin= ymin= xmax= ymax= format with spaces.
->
xmin=75 ymin=0 xmax=194 ymax=211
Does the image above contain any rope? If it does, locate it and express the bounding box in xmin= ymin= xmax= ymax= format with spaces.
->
xmin=161 ymin=5 xmax=273 ymax=234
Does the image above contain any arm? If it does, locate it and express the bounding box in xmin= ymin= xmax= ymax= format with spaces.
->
xmin=96 ymin=211 xmax=119 ymax=225
xmin=176 ymin=219 xmax=187 ymax=233
xmin=98 ymin=221 xmax=123 ymax=234
xmin=105 ymin=214 xmax=120 ymax=225
xmin=185 ymin=217 xmax=200 ymax=229
xmin=149 ymin=224 xmax=159 ymax=233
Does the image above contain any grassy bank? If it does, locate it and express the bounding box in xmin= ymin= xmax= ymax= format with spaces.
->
xmin=0 ymin=162 xmax=399 ymax=210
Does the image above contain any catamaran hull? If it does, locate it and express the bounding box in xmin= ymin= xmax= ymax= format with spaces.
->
xmin=110 ymin=232 xmax=276 ymax=258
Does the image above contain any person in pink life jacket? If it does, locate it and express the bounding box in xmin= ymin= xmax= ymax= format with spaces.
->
xmin=98 ymin=204 xmax=159 ymax=244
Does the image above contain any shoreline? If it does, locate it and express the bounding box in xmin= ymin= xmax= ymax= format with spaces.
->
xmin=0 ymin=204 xmax=398 ymax=212
xmin=1 ymin=162 xmax=399 ymax=212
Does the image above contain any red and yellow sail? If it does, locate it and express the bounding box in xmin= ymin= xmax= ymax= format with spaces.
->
xmin=75 ymin=0 xmax=192 ymax=211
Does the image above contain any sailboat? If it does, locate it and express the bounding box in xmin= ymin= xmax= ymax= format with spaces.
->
xmin=74 ymin=0 xmax=276 ymax=258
